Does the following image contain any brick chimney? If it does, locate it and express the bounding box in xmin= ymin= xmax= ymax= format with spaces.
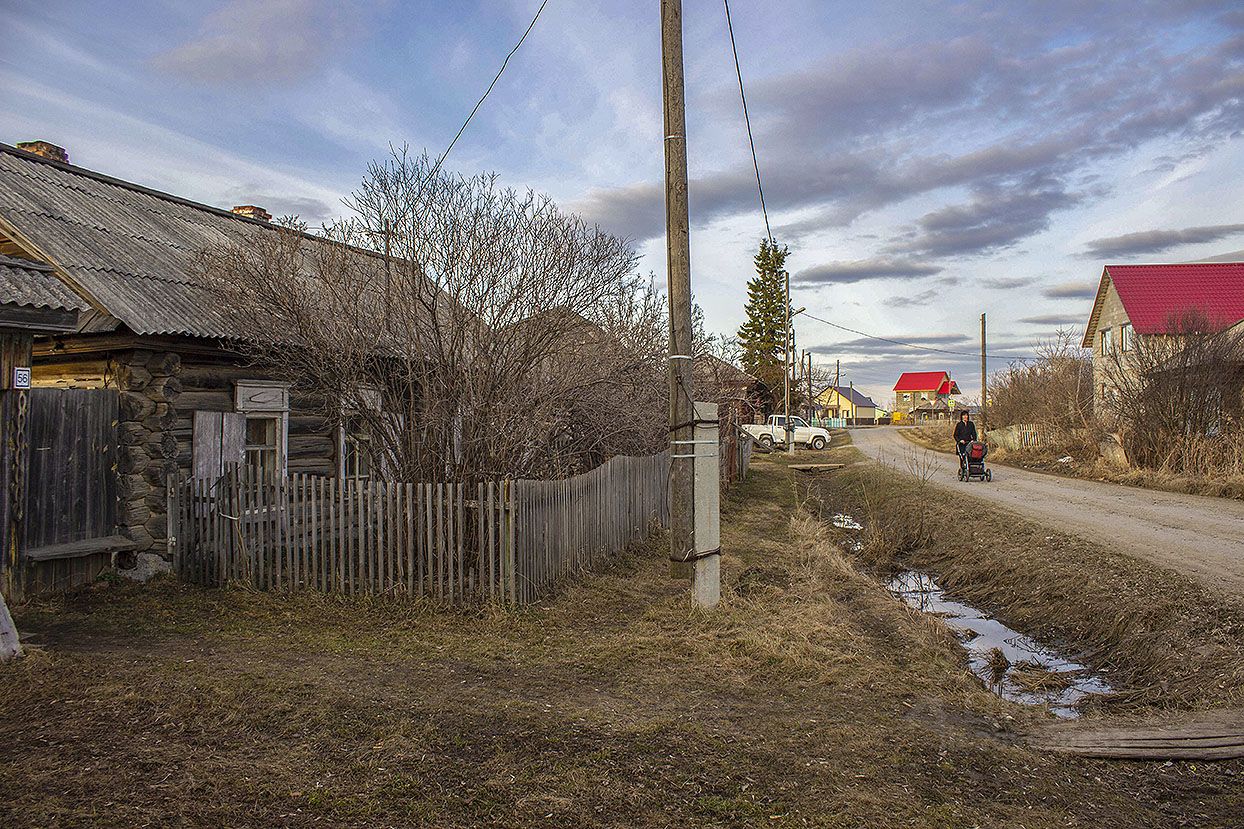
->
xmin=16 ymin=140 xmax=69 ymax=163
xmin=231 ymin=204 xmax=272 ymax=222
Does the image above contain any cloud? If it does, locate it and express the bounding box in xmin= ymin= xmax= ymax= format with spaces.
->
xmin=809 ymin=333 xmax=974 ymax=357
xmin=977 ymin=275 xmax=1040 ymax=289
xmin=226 ymin=190 xmax=337 ymax=224
xmin=883 ymin=289 xmax=938 ymax=309
xmin=152 ymin=0 xmax=364 ymax=85
xmin=888 ymin=182 xmax=1081 ymax=257
xmin=1082 ymin=223 xmax=1244 ymax=258
xmin=577 ymin=5 xmax=1244 ymax=259
xmin=1019 ymin=313 xmax=1085 ymax=325
xmin=792 ymin=258 xmax=942 ymax=286
xmin=1192 ymin=248 xmax=1244 ymax=263
xmin=1042 ymin=281 xmax=1098 ymax=300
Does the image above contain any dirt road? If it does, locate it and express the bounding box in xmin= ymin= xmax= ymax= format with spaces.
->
xmin=850 ymin=427 xmax=1244 ymax=599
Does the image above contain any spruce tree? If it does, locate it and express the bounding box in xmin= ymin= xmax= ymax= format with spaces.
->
xmin=736 ymin=239 xmax=790 ymax=415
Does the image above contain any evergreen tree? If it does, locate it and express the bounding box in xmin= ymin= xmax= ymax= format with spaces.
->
xmin=736 ymin=239 xmax=790 ymax=415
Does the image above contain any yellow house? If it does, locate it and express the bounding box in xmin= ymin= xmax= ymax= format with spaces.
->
xmin=816 ymin=385 xmax=878 ymax=424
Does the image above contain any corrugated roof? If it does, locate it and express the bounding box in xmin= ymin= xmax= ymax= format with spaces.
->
xmin=893 ymin=371 xmax=950 ymax=392
xmin=1081 ymin=263 xmax=1244 ymax=347
xmin=0 ymin=253 xmax=91 ymax=312
xmin=0 ymin=143 xmax=402 ymax=339
xmin=828 ymin=385 xmax=877 ymax=407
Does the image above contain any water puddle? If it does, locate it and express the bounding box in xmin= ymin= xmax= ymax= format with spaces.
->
xmin=886 ymin=571 xmax=1113 ymax=718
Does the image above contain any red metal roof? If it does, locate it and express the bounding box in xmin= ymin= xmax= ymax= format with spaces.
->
xmin=893 ymin=371 xmax=950 ymax=392
xmin=1103 ymin=263 xmax=1244 ymax=336
xmin=936 ymin=379 xmax=961 ymax=395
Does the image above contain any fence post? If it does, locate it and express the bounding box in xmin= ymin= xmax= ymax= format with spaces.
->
xmin=692 ymin=402 xmax=721 ymax=608
xmin=166 ymin=473 xmax=178 ymax=575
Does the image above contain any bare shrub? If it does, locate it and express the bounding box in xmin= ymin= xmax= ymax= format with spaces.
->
xmin=1103 ymin=311 xmax=1244 ymax=476
xmin=987 ymin=328 xmax=1093 ymax=436
xmin=198 ymin=150 xmax=668 ymax=482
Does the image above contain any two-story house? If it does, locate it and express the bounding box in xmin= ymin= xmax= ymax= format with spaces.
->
xmin=1081 ymin=262 xmax=1244 ymax=409
xmin=892 ymin=371 xmax=960 ymax=423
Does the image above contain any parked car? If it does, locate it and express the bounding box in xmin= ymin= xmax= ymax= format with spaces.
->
xmin=743 ymin=415 xmax=831 ymax=450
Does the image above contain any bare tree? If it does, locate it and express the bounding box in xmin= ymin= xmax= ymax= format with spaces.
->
xmin=987 ymin=328 xmax=1093 ymax=436
xmin=198 ymin=150 xmax=668 ymax=482
xmin=1102 ymin=311 xmax=1244 ymax=473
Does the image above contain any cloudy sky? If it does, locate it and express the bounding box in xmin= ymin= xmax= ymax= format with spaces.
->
xmin=3 ymin=0 xmax=1242 ymax=405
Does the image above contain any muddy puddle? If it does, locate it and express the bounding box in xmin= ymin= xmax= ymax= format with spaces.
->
xmin=886 ymin=570 xmax=1113 ymax=718
xmin=824 ymin=509 xmax=1113 ymax=718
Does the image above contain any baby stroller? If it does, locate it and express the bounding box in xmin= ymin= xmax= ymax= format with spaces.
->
xmin=958 ymin=440 xmax=992 ymax=482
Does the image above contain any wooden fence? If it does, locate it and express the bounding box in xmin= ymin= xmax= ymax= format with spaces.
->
xmin=720 ymin=427 xmax=755 ymax=489
xmin=171 ymin=450 xmax=677 ymax=604
xmin=989 ymin=423 xmax=1049 ymax=451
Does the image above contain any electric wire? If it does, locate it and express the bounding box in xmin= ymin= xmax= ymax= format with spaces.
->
xmin=428 ymin=0 xmax=550 ymax=182
xmin=723 ymin=0 xmax=772 ymax=243
xmin=802 ymin=311 xmax=1037 ymax=361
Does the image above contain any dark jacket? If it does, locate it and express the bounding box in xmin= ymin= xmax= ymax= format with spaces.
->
xmin=953 ymin=419 xmax=977 ymax=446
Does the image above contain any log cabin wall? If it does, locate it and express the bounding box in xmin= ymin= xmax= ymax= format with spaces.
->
xmin=32 ymin=336 xmax=340 ymax=566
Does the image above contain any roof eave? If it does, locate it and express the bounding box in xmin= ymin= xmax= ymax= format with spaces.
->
xmin=1081 ymin=267 xmax=1112 ymax=349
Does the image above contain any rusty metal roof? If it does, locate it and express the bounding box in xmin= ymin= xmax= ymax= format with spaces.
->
xmin=0 ymin=143 xmax=397 ymax=339
xmin=0 ymin=253 xmax=91 ymax=312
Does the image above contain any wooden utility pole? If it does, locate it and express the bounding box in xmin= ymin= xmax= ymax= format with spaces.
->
xmin=661 ymin=0 xmax=717 ymax=606
xmin=783 ymin=268 xmax=794 ymax=453
xmin=980 ymin=312 xmax=987 ymax=438
xmin=805 ymin=351 xmax=813 ymax=423
xmin=833 ymin=359 xmax=840 ymax=422
xmin=849 ymin=380 xmax=855 ymax=427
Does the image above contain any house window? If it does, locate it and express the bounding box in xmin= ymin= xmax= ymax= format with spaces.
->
xmin=245 ymin=416 xmax=281 ymax=479
xmin=1101 ymin=328 xmax=1113 ymax=356
xmin=1121 ymin=323 xmax=1133 ymax=352
xmin=234 ymin=380 xmax=289 ymax=477
xmin=341 ymin=413 xmax=372 ymax=480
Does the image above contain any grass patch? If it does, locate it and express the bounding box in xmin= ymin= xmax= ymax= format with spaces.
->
xmin=2 ymin=449 xmax=1242 ymax=827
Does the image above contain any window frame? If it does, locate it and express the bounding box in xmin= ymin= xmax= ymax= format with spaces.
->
xmin=1120 ymin=322 xmax=1133 ymax=352
xmin=234 ymin=380 xmax=290 ymax=477
xmin=339 ymin=386 xmax=383 ymax=480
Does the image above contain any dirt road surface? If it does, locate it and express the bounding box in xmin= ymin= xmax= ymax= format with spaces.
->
xmin=850 ymin=427 xmax=1244 ymax=599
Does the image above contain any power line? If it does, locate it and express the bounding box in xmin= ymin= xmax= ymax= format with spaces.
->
xmin=722 ymin=0 xmax=772 ymax=242
xmin=428 ymin=0 xmax=550 ymax=182
xmin=801 ymin=311 xmax=1038 ymax=361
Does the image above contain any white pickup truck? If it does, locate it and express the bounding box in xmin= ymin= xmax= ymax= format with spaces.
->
xmin=744 ymin=415 xmax=832 ymax=450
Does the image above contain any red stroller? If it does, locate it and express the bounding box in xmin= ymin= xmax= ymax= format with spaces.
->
xmin=958 ymin=440 xmax=992 ymax=482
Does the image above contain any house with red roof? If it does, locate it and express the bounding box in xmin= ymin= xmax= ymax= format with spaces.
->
xmin=1081 ymin=263 xmax=1244 ymax=406
xmin=891 ymin=371 xmax=962 ymax=423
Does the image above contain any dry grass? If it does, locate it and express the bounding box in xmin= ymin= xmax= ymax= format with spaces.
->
xmin=810 ymin=459 xmax=1244 ymax=711
xmin=2 ymin=452 xmax=1242 ymax=827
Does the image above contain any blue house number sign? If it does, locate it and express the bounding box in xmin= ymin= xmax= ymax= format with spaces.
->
xmin=12 ymin=367 xmax=31 ymax=389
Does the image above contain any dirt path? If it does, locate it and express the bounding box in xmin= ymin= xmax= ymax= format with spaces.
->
xmin=849 ymin=426 xmax=1244 ymax=599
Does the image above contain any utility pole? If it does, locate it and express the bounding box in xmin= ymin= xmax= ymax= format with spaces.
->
xmin=805 ymin=351 xmax=813 ymax=423
xmin=833 ymin=359 xmax=840 ymax=422
xmin=783 ymin=268 xmax=794 ymax=453
xmin=661 ymin=0 xmax=717 ymax=607
xmin=849 ymin=380 xmax=855 ymax=427
xmin=980 ymin=312 xmax=987 ymax=439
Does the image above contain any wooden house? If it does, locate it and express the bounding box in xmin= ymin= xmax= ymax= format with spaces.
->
xmin=0 ymin=140 xmax=400 ymax=594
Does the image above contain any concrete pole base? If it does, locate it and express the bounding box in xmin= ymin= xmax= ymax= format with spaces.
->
xmin=691 ymin=553 xmax=720 ymax=608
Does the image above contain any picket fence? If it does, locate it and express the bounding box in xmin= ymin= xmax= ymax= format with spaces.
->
xmin=989 ymin=423 xmax=1048 ymax=450
xmin=169 ymin=449 xmax=680 ymax=604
